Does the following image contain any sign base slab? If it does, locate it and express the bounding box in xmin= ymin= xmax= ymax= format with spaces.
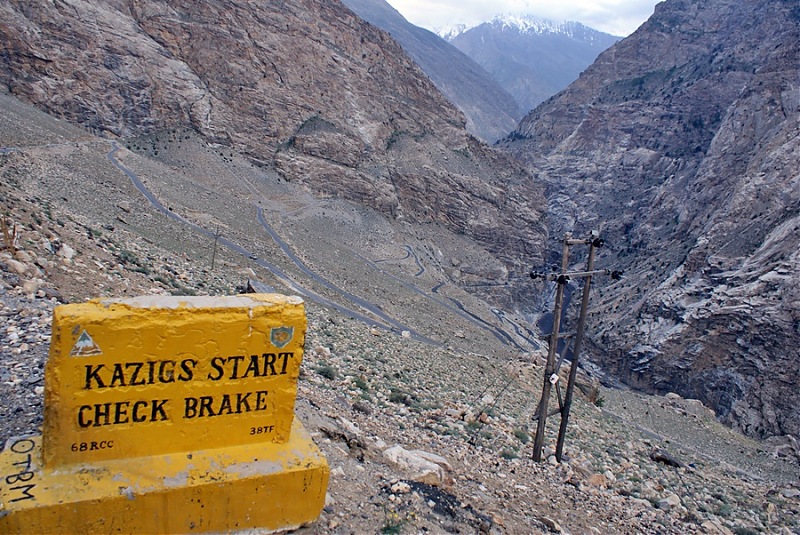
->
xmin=0 ymin=419 xmax=329 ymax=534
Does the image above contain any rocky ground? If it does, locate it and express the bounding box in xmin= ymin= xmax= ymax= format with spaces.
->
xmin=3 ymin=226 xmax=800 ymax=535
xmin=1 ymin=93 xmax=799 ymax=534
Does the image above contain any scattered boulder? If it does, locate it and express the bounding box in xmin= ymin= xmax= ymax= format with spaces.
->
xmin=57 ymin=243 xmax=75 ymax=261
xmin=383 ymin=445 xmax=451 ymax=486
xmin=538 ymin=515 xmax=563 ymax=533
xmin=656 ymin=492 xmax=681 ymax=510
xmin=650 ymin=448 xmax=685 ymax=468
xmin=586 ymin=473 xmax=609 ymax=488
xmin=5 ymin=258 xmax=28 ymax=276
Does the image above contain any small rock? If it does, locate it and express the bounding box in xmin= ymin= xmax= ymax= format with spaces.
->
xmin=14 ymin=250 xmax=33 ymax=263
xmin=330 ymin=466 xmax=345 ymax=478
xmin=390 ymin=481 xmax=411 ymax=494
xmin=57 ymin=244 xmax=76 ymax=261
xmin=781 ymin=488 xmax=800 ymax=499
xmin=40 ymin=287 xmax=64 ymax=302
xmin=539 ymin=515 xmax=563 ymax=533
xmin=314 ymin=345 xmax=331 ymax=358
xmin=587 ymin=473 xmax=608 ymax=488
xmin=6 ymin=258 xmax=28 ymax=275
xmin=650 ymin=448 xmax=685 ymax=468
xmin=629 ymin=497 xmax=652 ymax=508
xmin=22 ymin=279 xmax=42 ymax=295
xmin=352 ymin=401 xmax=372 ymax=415
xmin=656 ymin=493 xmax=681 ymax=511
xmin=700 ymin=520 xmax=734 ymax=534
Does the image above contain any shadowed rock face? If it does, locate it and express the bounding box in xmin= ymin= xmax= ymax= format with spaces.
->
xmin=501 ymin=0 xmax=800 ymax=438
xmin=0 ymin=0 xmax=546 ymax=288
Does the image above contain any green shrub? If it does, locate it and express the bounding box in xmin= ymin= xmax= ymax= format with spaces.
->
xmin=513 ymin=429 xmax=530 ymax=444
xmin=501 ymin=448 xmax=518 ymax=460
xmin=316 ymin=365 xmax=336 ymax=380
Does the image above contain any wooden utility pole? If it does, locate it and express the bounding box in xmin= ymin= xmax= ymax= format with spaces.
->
xmin=211 ymin=225 xmax=221 ymax=270
xmin=531 ymin=231 xmax=617 ymax=462
xmin=531 ymin=235 xmax=571 ymax=462
xmin=555 ymin=236 xmax=599 ymax=461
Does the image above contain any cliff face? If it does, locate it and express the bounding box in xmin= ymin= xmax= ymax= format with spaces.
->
xmin=502 ymin=0 xmax=800 ymax=438
xmin=0 ymin=0 xmax=545 ymax=284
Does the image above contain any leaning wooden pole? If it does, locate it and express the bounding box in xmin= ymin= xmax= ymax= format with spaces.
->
xmin=555 ymin=238 xmax=598 ymax=462
xmin=532 ymin=235 xmax=571 ymax=461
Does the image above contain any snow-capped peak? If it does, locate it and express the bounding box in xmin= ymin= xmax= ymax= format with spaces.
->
xmin=434 ymin=22 xmax=474 ymax=41
xmin=491 ymin=14 xmax=577 ymax=35
xmin=436 ymin=13 xmax=592 ymax=41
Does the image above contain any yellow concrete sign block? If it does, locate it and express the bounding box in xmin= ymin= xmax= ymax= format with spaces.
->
xmin=0 ymin=420 xmax=330 ymax=534
xmin=42 ymin=294 xmax=306 ymax=468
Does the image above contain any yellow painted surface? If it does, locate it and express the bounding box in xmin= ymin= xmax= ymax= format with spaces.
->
xmin=0 ymin=419 xmax=329 ymax=534
xmin=42 ymin=294 xmax=306 ymax=468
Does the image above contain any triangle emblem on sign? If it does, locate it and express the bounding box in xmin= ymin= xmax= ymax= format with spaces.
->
xmin=70 ymin=330 xmax=102 ymax=357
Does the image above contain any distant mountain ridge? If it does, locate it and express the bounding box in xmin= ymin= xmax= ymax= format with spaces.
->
xmin=442 ymin=14 xmax=620 ymax=114
xmin=341 ymin=0 xmax=522 ymax=142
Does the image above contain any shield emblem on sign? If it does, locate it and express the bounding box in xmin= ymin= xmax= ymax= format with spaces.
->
xmin=270 ymin=327 xmax=294 ymax=348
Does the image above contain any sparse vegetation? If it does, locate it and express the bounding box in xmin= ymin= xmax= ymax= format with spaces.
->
xmin=513 ymin=428 xmax=530 ymax=444
xmin=316 ymin=364 xmax=337 ymax=380
xmin=500 ymin=448 xmax=518 ymax=460
xmin=354 ymin=376 xmax=369 ymax=391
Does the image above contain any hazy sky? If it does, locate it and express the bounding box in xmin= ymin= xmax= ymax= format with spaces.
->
xmin=384 ymin=0 xmax=662 ymax=36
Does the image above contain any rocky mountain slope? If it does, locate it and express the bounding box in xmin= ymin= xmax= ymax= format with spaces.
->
xmin=501 ymin=0 xmax=800 ymax=441
xmin=341 ymin=0 xmax=522 ymax=142
xmin=3 ymin=86 xmax=799 ymax=535
xmin=0 ymin=0 xmax=545 ymax=303
xmin=2 ymin=2 xmax=800 ymax=532
xmin=443 ymin=15 xmax=619 ymax=115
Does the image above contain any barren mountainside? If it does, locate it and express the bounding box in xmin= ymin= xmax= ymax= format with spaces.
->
xmin=502 ymin=0 xmax=800 ymax=440
xmin=2 ymin=80 xmax=800 ymax=535
xmin=341 ymin=0 xmax=522 ymax=142
xmin=2 ymin=0 xmax=800 ymax=532
xmin=0 ymin=0 xmax=545 ymax=292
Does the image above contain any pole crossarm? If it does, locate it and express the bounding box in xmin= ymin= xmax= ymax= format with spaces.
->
xmin=530 ymin=268 xmax=615 ymax=281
